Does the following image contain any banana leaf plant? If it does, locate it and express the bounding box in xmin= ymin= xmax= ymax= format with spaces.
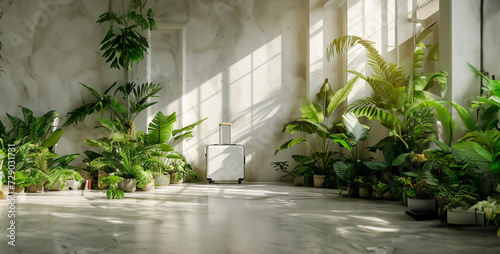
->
xmin=334 ymin=112 xmax=387 ymax=182
xmin=275 ymin=78 xmax=356 ymax=175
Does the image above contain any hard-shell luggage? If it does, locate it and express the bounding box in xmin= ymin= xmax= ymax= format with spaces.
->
xmin=206 ymin=123 xmax=245 ymax=184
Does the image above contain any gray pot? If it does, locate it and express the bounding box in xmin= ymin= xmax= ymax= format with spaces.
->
xmin=154 ymin=174 xmax=170 ymax=186
xmin=118 ymin=178 xmax=136 ymax=192
xmin=407 ymin=197 xmax=436 ymax=212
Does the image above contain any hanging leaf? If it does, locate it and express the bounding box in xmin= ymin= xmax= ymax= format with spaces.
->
xmin=275 ymin=138 xmax=306 ymax=155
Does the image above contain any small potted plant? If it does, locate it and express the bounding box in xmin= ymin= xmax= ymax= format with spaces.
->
xmin=99 ymin=175 xmax=125 ymax=199
xmin=471 ymin=198 xmax=500 ymax=235
xmin=372 ymin=181 xmax=389 ymax=199
xmin=395 ymin=152 xmax=438 ymax=211
xmin=355 ymin=176 xmax=373 ymax=198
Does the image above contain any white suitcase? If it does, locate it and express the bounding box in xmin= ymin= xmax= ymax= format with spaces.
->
xmin=206 ymin=123 xmax=245 ymax=184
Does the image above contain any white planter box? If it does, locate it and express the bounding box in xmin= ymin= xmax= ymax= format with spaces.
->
xmin=447 ymin=208 xmax=485 ymax=225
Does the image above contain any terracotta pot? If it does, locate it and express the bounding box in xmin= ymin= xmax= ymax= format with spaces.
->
xmin=313 ymin=175 xmax=325 ymax=188
xmin=118 ymin=178 xmax=136 ymax=192
xmin=26 ymin=184 xmax=40 ymax=193
xmin=359 ymin=187 xmax=373 ymax=198
xmin=170 ymin=174 xmax=184 ymax=184
xmin=383 ymin=191 xmax=395 ymax=200
xmin=154 ymin=174 xmax=170 ymax=186
xmin=293 ymin=175 xmax=305 ymax=186
xmin=374 ymin=191 xmax=384 ymax=199
xmin=15 ymin=185 xmax=25 ymax=193
xmin=407 ymin=197 xmax=436 ymax=212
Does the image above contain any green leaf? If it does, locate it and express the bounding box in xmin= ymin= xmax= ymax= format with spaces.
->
xmin=158 ymin=144 xmax=174 ymax=152
xmin=300 ymin=97 xmax=324 ymax=123
xmin=342 ymin=112 xmax=369 ymax=142
xmin=449 ymin=101 xmax=476 ymax=131
xmin=283 ymin=118 xmax=329 ymax=135
xmin=327 ymin=76 xmax=359 ymax=115
xmin=275 ymin=138 xmax=306 ymax=155
xmin=315 ymin=78 xmax=334 ymax=115
xmin=172 ymin=117 xmax=207 ymax=137
xmin=392 ymin=153 xmax=409 ymax=166
xmin=363 ymin=161 xmax=387 ymax=171
xmin=147 ymin=112 xmax=176 ymax=145
xmin=41 ymin=129 xmax=65 ymax=148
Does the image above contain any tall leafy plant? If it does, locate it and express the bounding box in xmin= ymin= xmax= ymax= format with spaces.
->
xmin=275 ymin=78 xmax=355 ymax=174
xmin=63 ymin=82 xmax=162 ymax=130
xmin=97 ymin=0 xmax=157 ymax=70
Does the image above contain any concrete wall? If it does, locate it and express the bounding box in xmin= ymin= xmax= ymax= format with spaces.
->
xmin=0 ymin=0 xmax=308 ymax=182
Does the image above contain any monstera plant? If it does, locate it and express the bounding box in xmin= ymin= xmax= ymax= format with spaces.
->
xmin=275 ymin=78 xmax=355 ymax=175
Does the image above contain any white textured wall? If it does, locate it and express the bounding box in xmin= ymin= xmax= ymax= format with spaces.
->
xmin=0 ymin=0 xmax=308 ymax=182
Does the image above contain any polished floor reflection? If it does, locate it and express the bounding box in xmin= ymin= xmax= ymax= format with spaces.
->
xmin=1 ymin=183 xmax=499 ymax=254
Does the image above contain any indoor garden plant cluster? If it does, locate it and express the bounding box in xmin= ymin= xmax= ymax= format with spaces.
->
xmin=0 ymin=107 xmax=82 ymax=193
xmin=273 ymin=33 xmax=500 ymax=235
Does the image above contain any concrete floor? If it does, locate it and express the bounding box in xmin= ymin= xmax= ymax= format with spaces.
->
xmin=1 ymin=183 xmax=499 ymax=254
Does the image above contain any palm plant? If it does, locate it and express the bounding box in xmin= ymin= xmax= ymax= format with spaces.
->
xmin=326 ymin=36 xmax=447 ymax=150
xmin=63 ymin=82 xmax=162 ymax=130
xmin=326 ymin=36 xmax=449 ymax=180
xmin=275 ymin=78 xmax=354 ymax=175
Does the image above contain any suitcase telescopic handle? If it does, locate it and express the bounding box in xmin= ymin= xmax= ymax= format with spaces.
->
xmin=219 ymin=123 xmax=231 ymax=126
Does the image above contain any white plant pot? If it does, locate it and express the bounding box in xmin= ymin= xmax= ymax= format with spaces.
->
xmin=154 ymin=174 xmax=170 ymax=186
xmin=118 ymin=178 xmax=136 ymax=192
xmin=407 ymin=197 xmax=436 ymax=212
xmin=447 ymin=208 xmax=485 ymax=225
xmin=66 ymin=180 xmax=80 ymax=190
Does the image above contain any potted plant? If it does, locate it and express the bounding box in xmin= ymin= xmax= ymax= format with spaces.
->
xmin=395 ymin=152 xmax=438 ymax=211
xmin=275 ymin=78 xmax=354 ymax=184
xmin=99 ymin=175 xmax=125 ymax=199
xmin=372 ymin=181 xmax=389 ymax=199
xmin=354 ymin=176 xmax=373 ymax=198
xmin=270 ymin=161 xmax=297 ymax=184
xmin=137 ymin=170 xmax=154 ymax=191
xmin=471 ymin=198 xmax=500 ymax=236
xmin=165 ymin=152 xmax=197 ymax=184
